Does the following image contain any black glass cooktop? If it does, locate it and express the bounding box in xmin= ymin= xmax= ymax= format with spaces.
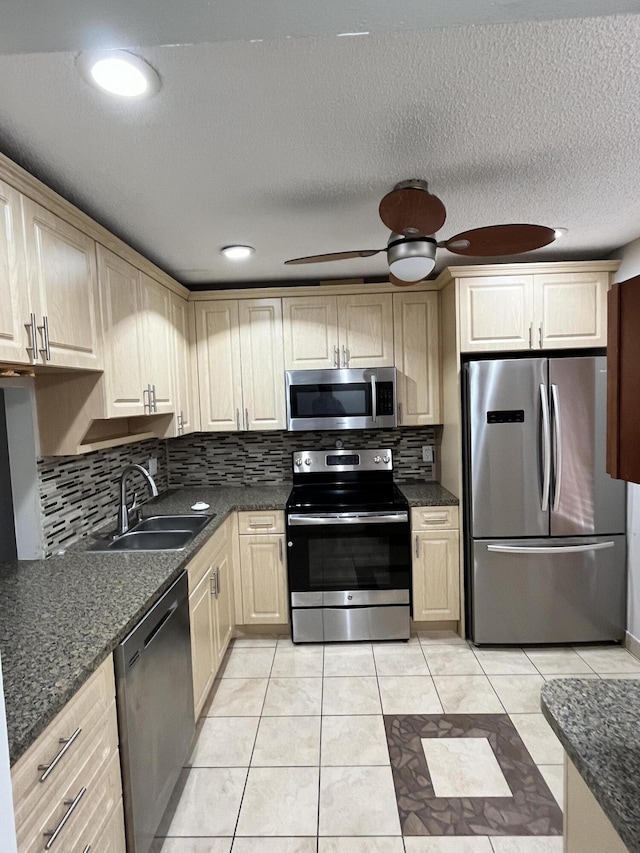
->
xmin=286 ymin=483 xmax=408 ymax=514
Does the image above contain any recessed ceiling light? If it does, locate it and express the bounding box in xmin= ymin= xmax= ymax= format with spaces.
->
xmin=76 ymin=50 xmax=161 ymax=98
xmin=221 ymin=245 xmax=255 ymax=260
xmin=554 ymin=227 xmax=568 ymax=239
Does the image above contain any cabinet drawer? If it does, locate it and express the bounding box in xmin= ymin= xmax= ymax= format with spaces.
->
xmin=187 ymin=521 xmax=228 ymax=592
xmin=238 ymin=511 xmax=285 ymax=535
xmin=16 ymin=706 xmax=120 ymax=851
xmin=411 ymin=506 xmax=459 ymax=531
xmin=12 ymin=657 xmax=115 ymax=827
xmin=88 ymin=800 xmax=127 ymax=853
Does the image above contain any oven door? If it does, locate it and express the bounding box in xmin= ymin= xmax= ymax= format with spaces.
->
xmin=286 ymin=511 xmax=411 ymax=601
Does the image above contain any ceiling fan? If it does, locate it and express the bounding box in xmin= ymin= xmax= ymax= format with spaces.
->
xmin=284 ymin=179 xmax=557 ymax=285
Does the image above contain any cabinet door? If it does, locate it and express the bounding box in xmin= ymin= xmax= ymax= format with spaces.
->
xmin=458 ymin=275 xmax=534 ymax=352
xmin=337 ymin=293 xmax=394 ymax=367
xmin=23 ymin=198 xmax=101 ymax=369
xmin=170 ymin=292 xmax=197 ymax=435
xmin=139 ymin=272 xmax=175 ymax=414
xmin=196 ymin=300 xmax=243 ymax=431
xmin=282 ymin=295 xmax=339 ymax=369
xmin=0 ymin=180 xmax=29 ymax=363
xmin=189 ymin=569 xmax=216 ymax=720
xmin=96 ymin=245 xmax=145 ymax=416
xmin=535 ymin=271 xmax=609 ymax=349
xmin=412 ymin=529 xmax=460 ymax=621
xmin=212 ymin=544 xmax=235 ymax=669
xmin=239 ymin=298 xmax=286 ymax=430
xmin=239 ymin=534 xmax=288 ymax=624
xmin=393 ymin=291 xmax=441 ymax=425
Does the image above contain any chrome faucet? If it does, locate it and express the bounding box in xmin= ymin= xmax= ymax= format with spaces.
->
xmin=117 ymin=464 xmax=159 ymax=536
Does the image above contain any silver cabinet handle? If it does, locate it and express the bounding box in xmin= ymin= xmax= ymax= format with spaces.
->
xmin=342 ymin=345 xmax=351 ymax=367
xmin=551 ymin=383 xmax=562 ymax=512
xmin=82 ymin=846 xmax=91 ymax=853
xmin=415 ymin=535 xmax=419 ymax=558
xmin=529 ymin=322 xmax=533 ymax=349
xmin=210 ymin=569 xmax=218 ymax=597
xmin=37 ymin=315 xmax=51 ymax=361
xmin=43 ymin=787 xmax=86 ymax=849
xmin=487 ymin=542 xmax=615 ymax=555
xmin=278 ymin=538 xmax=283 ymax=562
xmin=143 ymin=385 xmax=152 ymax=414
xmin=539 ymin=384 xmax=551 ymax=512
xmin=371 ymin=374 xmax=377 ymax=422
xmin=333 ymin=345 xmax=339 ymax=367
xmin=216 ymin=567 xmax=221 ymax=597
xmin=248 ymin=521 xmax=273 ymax=528
xmin=539 ymin=323 xmax=543 ymax=349
xmin=236 ymin=408 xmax=241 ymax=431
xmin=245 ymin=408 xmax=249 ymax=431
xmin=38 ymin=727 xmax=82 ymax=782
xmin=151 ymin=384 xmax=158 ymax=412
xmin=25 ymin=312 xmax=38 ymax=361
xmin=398 ymin=401 xmax=403 ymax=424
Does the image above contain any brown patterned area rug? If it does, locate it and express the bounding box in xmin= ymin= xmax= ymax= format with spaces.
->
xmin=384 ymin=713 xmax=563 ymax=837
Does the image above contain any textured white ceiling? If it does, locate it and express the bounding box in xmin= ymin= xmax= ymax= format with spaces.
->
xmin=0 ymin=13 xmax=639 ymax=286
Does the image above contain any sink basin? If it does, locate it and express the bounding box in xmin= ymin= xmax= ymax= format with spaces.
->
xmin=134 ymin=514 xmax=213 ymax=533
xmin=88 ymin=513 xmax=215 ymax=552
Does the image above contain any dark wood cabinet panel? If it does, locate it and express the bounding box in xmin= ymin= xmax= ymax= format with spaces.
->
xmin=607 ymin=275 xmax=640 ymax=483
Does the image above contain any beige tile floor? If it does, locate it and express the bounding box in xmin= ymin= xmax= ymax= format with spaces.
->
xmin=153 ymin=634 xmax=640 ymax=852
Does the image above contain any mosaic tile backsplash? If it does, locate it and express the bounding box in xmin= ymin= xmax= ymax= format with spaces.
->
xmin=38 ymin=439 xmax=168 ymax=556
xmin=167 ymin=427 xmax=439 ymax=487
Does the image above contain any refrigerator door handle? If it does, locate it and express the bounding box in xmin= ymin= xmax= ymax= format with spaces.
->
xmin=539 ymin=384 xmax=551 ymax=512
xmin=487 ymin=542 xmax=615 ymax=555
xmin=551 ymin=383 xmax=562 ymax=512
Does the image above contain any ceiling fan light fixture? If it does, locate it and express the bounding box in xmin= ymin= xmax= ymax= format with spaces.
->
xmin=387 ymin=237 xmax=436 ymax=282
xmin=554 ymin=227 xmax=568 ymax=239
xmin=221 ymin=244 xmax=255 ymax=260
xmin=76 ymin=50 xmax=161 ymax=98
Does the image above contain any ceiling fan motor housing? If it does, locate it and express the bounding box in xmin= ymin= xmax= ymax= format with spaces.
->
xmin=387 ymin=234 xmax=437 ymax=281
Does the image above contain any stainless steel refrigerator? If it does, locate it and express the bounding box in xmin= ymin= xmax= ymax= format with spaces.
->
xmin=464 ymin=355 xmax=626 ymax=645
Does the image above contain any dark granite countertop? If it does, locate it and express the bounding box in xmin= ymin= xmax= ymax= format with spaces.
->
xmin=397 ymin=482 xmax=459 ymax=506
xmin=541 ymin=678 xmax=640 ymax=852
xmin=0 ymin=485 xmax=290 ymax=766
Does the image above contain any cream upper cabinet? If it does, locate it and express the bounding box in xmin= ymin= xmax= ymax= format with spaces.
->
xmin=22 ymin=197 xmax=101 ymax=369
xmin=139 ymin=272 xmax=175 ymax=414
xmin=0 ymin=179 xmax=29 ymax=364
xmin=170 ymin=293 xmax=197 ymax=435
xmin=393 ymin=291 xmax=441 ymax=425
xmin=238 ymin=298 xmax=286 ymax=430
xmin=196 ymin=298 xmax=285 ymax=432
xmin=283 ymin=293 xmax=394 ymax=369
xmin=458 ymin=270 xmax=610 ymax=352
xmin=535 ymin=271 xmax=609 ymax=349
xmin=458 ymin=275 xmax=534 ymax=352
xmin=97 ymin=246 xmax=146 ymax=416
xmin=411 ymin=506 xmax=460 ymax=622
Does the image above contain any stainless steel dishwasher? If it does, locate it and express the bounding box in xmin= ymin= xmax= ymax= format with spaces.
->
xmin=114 ymin=571 xmax=194 ymax=853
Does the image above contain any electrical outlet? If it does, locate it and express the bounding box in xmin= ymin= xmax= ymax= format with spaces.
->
xmin=422 ymin=445 xmax=434 ymax=463
xmin=148 ymin=456 xmax=158 ymax=476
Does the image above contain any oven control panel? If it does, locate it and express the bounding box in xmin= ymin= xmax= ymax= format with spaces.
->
xmin=292 ymin=449 xmax=393 ymax=473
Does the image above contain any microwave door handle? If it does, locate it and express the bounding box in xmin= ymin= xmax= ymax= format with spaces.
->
xmin=371 ymin=374 xmax=377 ymax=422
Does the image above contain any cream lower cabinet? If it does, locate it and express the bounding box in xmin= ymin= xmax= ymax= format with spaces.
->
xmin=196 ymin=298 xmax=285 ymax=432
xmin=393 ymin=290 xmax=441 ymax=425
xmin=458 ymin=269 xmax=611 ymax=353
xmin=411 ymin=506 xmax=460 ymax=621
xmin=187 ymin=518 xmax=235 ymax=719
xmin=283 ymin=293 xmax=394 ymax=369
xmin=11 ymin=656 xmax=125 ymax=853
xmin=237 ymin=511 xmax=288 ymax=625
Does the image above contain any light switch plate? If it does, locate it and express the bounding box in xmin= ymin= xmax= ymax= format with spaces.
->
xmin=148 ymin=456 xmax=158 ymax=475
xmin=422 ymin=445 xmax=434 ymax=463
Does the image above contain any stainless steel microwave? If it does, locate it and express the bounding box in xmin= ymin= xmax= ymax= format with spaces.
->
xmin=285 ymin=368 xmax=397 ymax=431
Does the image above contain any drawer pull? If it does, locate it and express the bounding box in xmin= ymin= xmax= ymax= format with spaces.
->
xmin=43 ymin=786 xmax=86 ymax=849
xmin=38 ymin=727 xmax=82 ymax=782
xmin=249 ymin=521 xmax=273 ymax=528
xmin=82 ymin=846 xmax=91 ymax=853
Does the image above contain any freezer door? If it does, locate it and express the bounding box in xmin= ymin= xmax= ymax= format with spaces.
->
xmin=470 ymin=536 xmax=626 ymax=644
xmin=467 ymin=359 xmax=548 ymax=538
xmin=549 ymin=356 xmax=626 ymax=536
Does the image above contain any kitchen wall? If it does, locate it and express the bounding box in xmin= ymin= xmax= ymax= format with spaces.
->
xmin=167 ymin=427 xmax=439 ymax=486
xmin=612 ymin=236 xmax=640 ymax=644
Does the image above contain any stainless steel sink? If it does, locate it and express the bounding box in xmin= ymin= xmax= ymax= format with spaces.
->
xmin=88 ymin=513 xmax=215 ymax=552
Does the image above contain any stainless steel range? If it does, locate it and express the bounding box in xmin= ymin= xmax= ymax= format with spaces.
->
xmin=285 ymin=448 xmax=411 ymax=643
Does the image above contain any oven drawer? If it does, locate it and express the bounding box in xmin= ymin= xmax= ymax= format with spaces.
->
xmin=292 ymin=589 xmax=410 ymax=607
xmin=292 ymin=605 xmax=410 ymax=643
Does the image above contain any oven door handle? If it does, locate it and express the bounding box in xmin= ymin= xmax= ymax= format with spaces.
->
xmin=288 ymin=511 xmax=408 ymax=525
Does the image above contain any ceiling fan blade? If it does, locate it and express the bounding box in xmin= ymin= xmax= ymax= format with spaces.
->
xmin=284 ymin=249 xmax=383 ymax=265
xmin=444 ymin=224 xmax=556 ymax=257
xmin=379 ymin=185 xmax=447 ymax=236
